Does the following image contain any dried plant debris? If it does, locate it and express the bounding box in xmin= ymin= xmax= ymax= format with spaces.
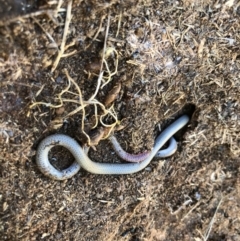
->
xmin=87 ymin=126 xmax=105 ymax=146
xmin=104 ymin=82 xmax=121 ymax=107
xmin=0 ymin=0 xmax=240 ymax=241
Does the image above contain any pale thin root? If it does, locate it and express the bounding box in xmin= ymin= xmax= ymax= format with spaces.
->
xmin=61 ymin=98 xmax=101 ymax=107
xmin=203 ymin=196 xmax=223 ymax=241
xmin=99 ymin=105 xmax=119 ymax=136
xmin=90 ymin=100 xmax=108 ymax=114
xmin=30 ymin=69 xmax=117 ymax=147
xmin=100 ymin=105 xmax=119 ymax=124
xmin=88 ymin=72 xmax=104 ymax=101
xmin=66 ymin=103 xmax=99 ymax=129
xmin=62 ymin=50 xmax=78 ymax=58
xmin=60 ymin=98 xmax=83 ymax=104
xmin=64 ymin=69 xmax=91 ymax=145
xmin=100 ymin=116 xmax=118 ymax=128
xmin=29 ymin=101 xmax=63 ymax=109
xmin=64 ymin=99 xmax=108 ymax=118
xmin=32 ymin=17 xmax=56 ymax=44
xmin=109 ymin=104 xmax=118 ymax=117
xmin=91 ymin=104 xmax=99 ymax=129
xmin=101 ymin=49 xmax=119 ymax=89
xmin=63 ymin=90 xmax=79 ymax=97
xmin=55 ymin=0 xmax=64 ymax=18
xmin=30 ymin=12 xmax=120 ymax=147
xmin=116 ymin=11 xmax=122 ymax=37
xmin=102 ymin=124 xmax=116 ymax=139
xmin=29 ymin=76 xmax=71 ymax=109
xmin=36 ymin=84 xmax=45 ymax=97
xmin=99 ymin=13 xmax=110 ymax=73
xmin=51 ymin=0 xmax=72 ymax=72
xmin=85 ymin=15 xmax=105 ymax=49
xmin=100 ymin=115 xmax=118 ymax=129
xmin=64 ymin=40 xmax=77 ymax=50
xmin=64 ymin=105 xmax=86 ymax=117
xmin=181 ymin=201 xmax=202 ymax=221
xmin=63 ymin=70 xmax=114 ymax=145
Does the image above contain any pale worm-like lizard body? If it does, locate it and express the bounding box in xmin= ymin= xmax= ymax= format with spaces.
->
xmin=36 ymin=115 xmax=189 ymax=180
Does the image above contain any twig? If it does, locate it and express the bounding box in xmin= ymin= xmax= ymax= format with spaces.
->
xmin=116 ymin=11 xmax=122 ymax=37
xmin=85 ymin=16 xmax=105 ymax=49
xmin=181 ymin=201 xmax=202 ymax=221
xmin=204 ymin=196 xmax=223 ymax=241
xmin=32 ymin=17 xmax=56 ymax=44
xmin=99 ymin=13 xmax=111 ymax=74
xmin=55 ymin=0 xmax=64 ymax=18
xmin=51 ymin=0 xmax=72 ymax=72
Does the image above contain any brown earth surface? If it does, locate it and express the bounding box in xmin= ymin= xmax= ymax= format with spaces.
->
xmin=0 ymin=0 xmax=240 ymax=240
